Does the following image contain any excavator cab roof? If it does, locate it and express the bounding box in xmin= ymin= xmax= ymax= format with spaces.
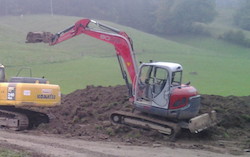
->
xmin=140 ymin=62 xmax=183 ymax=72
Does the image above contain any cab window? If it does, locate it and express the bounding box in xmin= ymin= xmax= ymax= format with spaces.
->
xmin=171 ymin=71 xmax=182 ymax=86
xmin=153 ymin=67 xmax=168 ymax=96
xmin=137 ymin=65 xmax=168 ymax=100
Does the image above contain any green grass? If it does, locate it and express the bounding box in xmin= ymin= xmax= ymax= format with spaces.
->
xmin=0 ymin=15 xmax=250 ymax=96
xmin=6 ymin=56 xmax=123 ymax=94
xmin=0 ymin=147 xmax=29 ymax=157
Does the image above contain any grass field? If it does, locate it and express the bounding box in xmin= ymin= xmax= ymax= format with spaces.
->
xmin=0 ymin=147 xmax=28 ymax=157
xmin=0 ymin=15 xmax=249 ymax=96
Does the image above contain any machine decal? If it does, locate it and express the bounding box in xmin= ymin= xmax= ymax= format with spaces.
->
xmin=23 ymin=90 xmax=31 ymax=96
xmin=42 ymin=89 xmax=52 ymax=94
xmin=7 ymin=87 xmax=16 ymax=100
xmin=100 ymin=34 xmax=111 ymax=41
xmin=37 ymin=94 xmax=56 ymax=99
xmin=100 ymin=35 xmax=120 ymax=44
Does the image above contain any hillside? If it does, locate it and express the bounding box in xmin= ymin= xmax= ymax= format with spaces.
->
xmin=0 ymin=15 xmax=249 ymax=96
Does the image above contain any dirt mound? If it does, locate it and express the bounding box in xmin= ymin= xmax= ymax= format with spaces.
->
xmin=35 ymin=85 xmax=250 ymax=148
xmin=38 ymin=85 xmax=138 ymax=140
xmin=199 ymin=95 xmax=250 ymax=145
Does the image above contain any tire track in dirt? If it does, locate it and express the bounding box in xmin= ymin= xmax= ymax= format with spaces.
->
xmin=0 ymin=130 xmax=115 ymax=157
xmin=0 ymin=130 xmax=249 ymax=157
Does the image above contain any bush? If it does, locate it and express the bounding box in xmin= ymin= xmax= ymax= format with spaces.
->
xmin=243 ymin=38 xmax=250 ymax=47
xmin=190 ymin=22 xmax=211 ymax=36
xmin=219 ymin=30 xmax=250 ymax=47
xmin=153 ymin=0 xmax=217 ymax=35
xmin=234 ymin=0 xmax=250 ymax=31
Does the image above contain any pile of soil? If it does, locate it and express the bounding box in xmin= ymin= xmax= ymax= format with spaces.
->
xmin=34 ymin=85 xmax=250 ymax=148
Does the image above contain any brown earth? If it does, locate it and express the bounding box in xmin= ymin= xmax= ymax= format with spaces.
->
xmin=2 ymin=130 xmax=246 ymax=157
xmin=28 ymin=85 xmax=250 ymax=154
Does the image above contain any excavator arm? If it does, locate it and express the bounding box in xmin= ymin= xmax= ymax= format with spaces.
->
xmin=26 ymin=19 xmax=138 ymax=98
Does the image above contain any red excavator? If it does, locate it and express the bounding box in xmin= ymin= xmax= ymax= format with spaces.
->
xmin=26 ymin=19 xmax=217 ymax=137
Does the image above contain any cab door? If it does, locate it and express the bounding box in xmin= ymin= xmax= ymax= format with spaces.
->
xmin=152 ymin=67 xmax=170 ymax=108
xmin=135 ymin=65 xmax=170 ymax=108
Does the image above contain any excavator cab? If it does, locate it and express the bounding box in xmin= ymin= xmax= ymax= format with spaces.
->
xmin=0 ymin=64 xmax=6 ymax=82
xmin=134 ymin=62 xmax=201 ymax=120
xmin=135 ymin=62 xmax=180 ymax=110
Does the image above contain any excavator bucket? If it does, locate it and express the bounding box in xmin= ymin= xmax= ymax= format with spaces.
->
xmin=26 ymin=32 xmax=53 ymax=43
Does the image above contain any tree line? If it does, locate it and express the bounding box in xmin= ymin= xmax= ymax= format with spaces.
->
xmin=0 ymin=0 xmax=250 ymax=35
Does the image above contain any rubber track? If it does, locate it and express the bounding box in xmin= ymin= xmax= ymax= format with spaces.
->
xmin=0 ymin=106 xmax=49 ymax=130
xmin=110 ymin=111 xmax=181 ymax=138
xmin=0 ymin=109 xmax=29 ymax=130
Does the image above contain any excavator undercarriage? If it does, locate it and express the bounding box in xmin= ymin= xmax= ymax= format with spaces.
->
xmin=111 ymin=111 xmax=180 ymax=136
xmin=110 ymin=110 xmax=217 ymax=138
xmin=0 ymin=106 xmax=49 ymax=130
